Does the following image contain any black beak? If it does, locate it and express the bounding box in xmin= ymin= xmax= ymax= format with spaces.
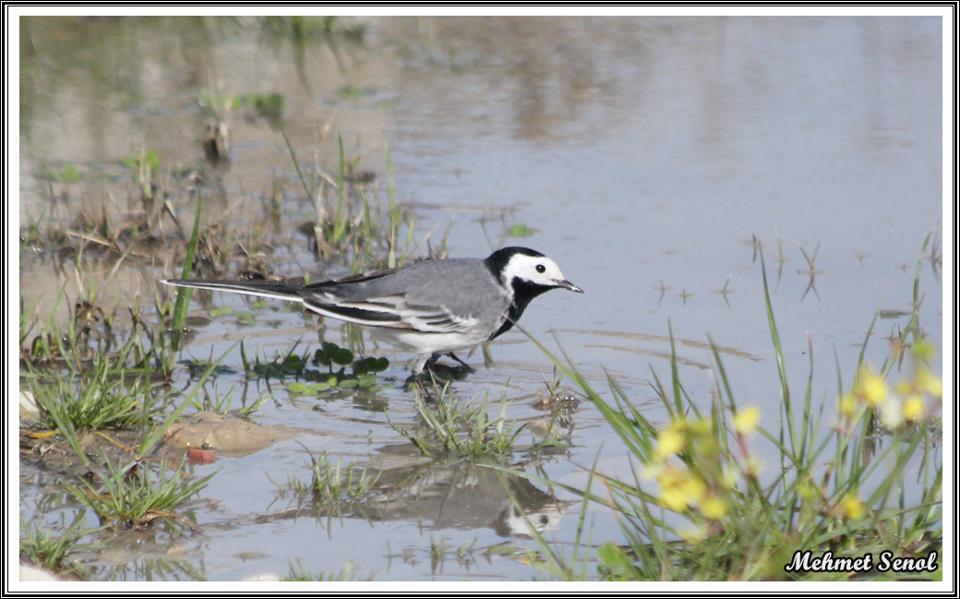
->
xmin=558 ymin=279 xmax=584 ymax=293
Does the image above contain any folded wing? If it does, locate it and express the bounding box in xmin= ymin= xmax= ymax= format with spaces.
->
xmin=301 ymin=288 xmax=479 ymax=334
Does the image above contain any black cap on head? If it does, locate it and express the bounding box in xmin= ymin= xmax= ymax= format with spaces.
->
xmin=484 ymin=247 xmax=545 ymax=275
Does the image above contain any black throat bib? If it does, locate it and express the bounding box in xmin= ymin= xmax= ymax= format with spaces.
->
xmin=488 ymin=278 xmax=554 ymax=341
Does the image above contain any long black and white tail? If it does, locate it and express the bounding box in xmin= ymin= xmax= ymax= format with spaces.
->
xmin=161 ymin=279 xmax=305 ymax=304
xmin=162 ymin=278 xmax=417 ymax=330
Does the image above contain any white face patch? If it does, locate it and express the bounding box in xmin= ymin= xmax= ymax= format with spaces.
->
xmin=501 ymin=253 xmax=569 ymax=289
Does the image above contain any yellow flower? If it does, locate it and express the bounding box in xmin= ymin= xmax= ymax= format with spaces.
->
xmin=680 ymin=475 xmax=706 ymax=504
xmin=733 ymin=406 xmax=760 ymax=434
xmin=916 ymin=368 xmax=942 ymax=398
xmin=657 ymin=467 xmax=704 ymax=511
xmin=903 ymin=394 xmax=925 ymax=421
xmin=660 ymin=487 xmax=688 ymax=511
xmin=838 ymin=393 xmax=858 ymax=418
xmin=656 ymin=428 xmax=685 ymax=459
xmin=841 ymin=493 xmax=865 ymax=519
xmin=860 ymin=368 xmax=888 ymax=406
xmin=700 ymin=494 xmax=728 ymax=520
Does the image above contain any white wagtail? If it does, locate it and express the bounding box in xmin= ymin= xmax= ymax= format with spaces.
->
xmin=163 ymin=247 xmax=583 ymax=374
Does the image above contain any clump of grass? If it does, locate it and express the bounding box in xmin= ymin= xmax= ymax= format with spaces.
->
xmin=189 ymin=386 xmax=269 ymax=419
xmin=521 ymin=242 xmax=941 ymax=581
xmin=394 ymin=384 xmax=525 ymax=460
xmin=308 ymin=452 xmax=380 ymax=507
xmin=20 ymin=515 xmax=93 ymax=577
xmin=29 ymin=354 xmax=157 ymax=433
xmin=25 ymin=340 xmax=227 ymax=469
xmin=280 ymin=128 xmax=419 ymax=271
xmin=20 ymin=281 xmax=119 ymax=368
xmin=63 ymin=458 xmax=212 ymax=530
xmin=270 ymin=450 xmax=380 ymax=517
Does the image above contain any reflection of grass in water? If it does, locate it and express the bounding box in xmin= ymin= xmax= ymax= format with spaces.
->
xmin=516 ymin=240 xmax=942 ymax=580
xmin=283 ymin=559 xmax=359 ymax=581
xmin=261 ymin=16 xmax=366 ymax=42
xmin=20 ymin=514 xmax=93 ymax=578
xmin=97 ymin=553 xmax=207 ymax=582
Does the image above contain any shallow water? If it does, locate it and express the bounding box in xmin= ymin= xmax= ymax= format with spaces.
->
xmin=19 ymin=16 xmax=942 ymax=580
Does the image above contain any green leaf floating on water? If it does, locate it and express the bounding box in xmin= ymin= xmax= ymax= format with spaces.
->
xmin=211 ymin=306 xmax=235 ymax=318
xmin=332 ymin=348 xmax=354 ymax=366
xmin=287 ymin=381 xmax=332 ymax=395
xmin=268 ymin=341 xmax=390 ymax=392
xmin=356 ymin=373 xmax=378 ymax=388
xmin=508 ymin=223 xmax=534 ymax=238
xmin=354 ymin=357 xmax=390 ymax=375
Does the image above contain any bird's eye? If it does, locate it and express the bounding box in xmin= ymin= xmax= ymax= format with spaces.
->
xmin=536 ymin=264 xmax=546 ymax=273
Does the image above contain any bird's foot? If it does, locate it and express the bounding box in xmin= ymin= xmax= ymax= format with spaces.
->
xmin=404 ymin=353 xmax=472 ymax=393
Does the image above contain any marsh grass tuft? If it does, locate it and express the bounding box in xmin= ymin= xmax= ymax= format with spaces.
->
xmin=309 ymin=452 xmax=380 ymax=507
xmin=279 ymin=127 xmax=420 ymax=271
xmin=270 ymin=449 xmax=380 ymax=518
xmin=394 ymin=383 xmax=527 ymax=460
xmin=64 ymin=458 xmax=212 ymax=530
xmin=29 ymin=354 xmax=158 ymax=434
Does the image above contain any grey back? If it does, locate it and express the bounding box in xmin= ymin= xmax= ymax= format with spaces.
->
xmin=305 ymin=259 xmax=512 ymax=326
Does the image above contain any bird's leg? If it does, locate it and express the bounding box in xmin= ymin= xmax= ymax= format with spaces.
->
xmin=411 ymin=354 xmax=433 ymax=376
xmin=424 ymin=353 xmax=441 ymax=371
xmin=444 ymin=352 xmax=474 ymax=372
xmin=406 ymin=354 xmax=439 ymax=395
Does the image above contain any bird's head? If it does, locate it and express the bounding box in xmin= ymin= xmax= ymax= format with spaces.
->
xmin=485 ymin=247 xmax=583 ymax=294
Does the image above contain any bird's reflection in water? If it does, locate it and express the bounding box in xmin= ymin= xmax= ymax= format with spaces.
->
xmin=260 ymin=450 xmax=573 ymax=539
